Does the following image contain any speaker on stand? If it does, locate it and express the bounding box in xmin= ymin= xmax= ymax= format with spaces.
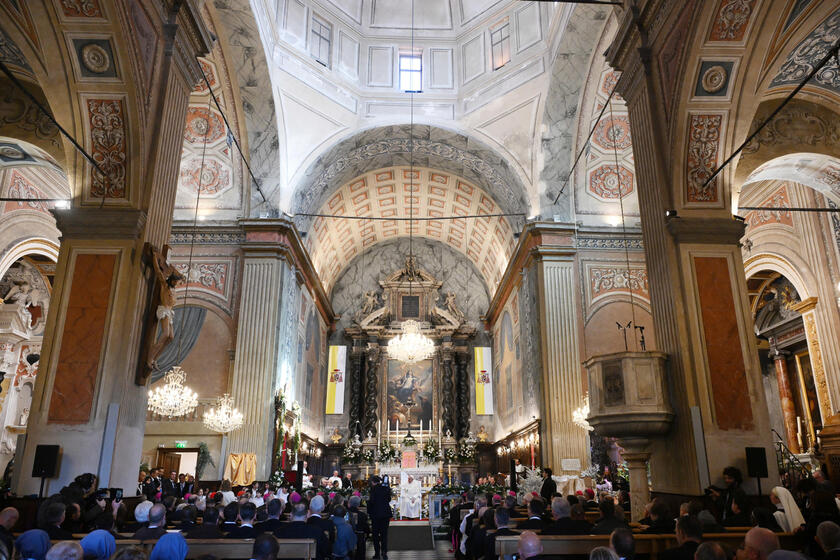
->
xmin=746 ymin=447 xmax=768 ymax=496
xmin=32 ymin=445 xmax=60 ymax=498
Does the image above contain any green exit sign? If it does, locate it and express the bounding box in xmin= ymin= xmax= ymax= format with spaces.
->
xmin=175 ymin=441 xmax=187 ymax=449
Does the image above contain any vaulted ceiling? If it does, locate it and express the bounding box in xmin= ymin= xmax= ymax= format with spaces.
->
xmin=304 ymin=165 xmax=515 ymax=295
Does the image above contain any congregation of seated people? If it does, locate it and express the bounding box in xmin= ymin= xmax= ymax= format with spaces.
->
xmin=0 ymin=467 xmax=370 ymax=560
xmin=452 ymin=466 xmax=840 ymax=560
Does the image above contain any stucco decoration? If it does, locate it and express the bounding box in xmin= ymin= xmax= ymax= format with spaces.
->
xmin=0 ymin=26 xmax=31 ymax=72
xmin=330 ymin=237 xmax=489 ymax=336
xmin=291 ymin=124 xmax=529 ymax=222
xmin=769 ymin=6 xmax=840 ymax=95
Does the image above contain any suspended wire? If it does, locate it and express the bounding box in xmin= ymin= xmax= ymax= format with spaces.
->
xmin=608 ymin=97 xmax=637 ymax=349
xmin=0 ymin=59 xmax=112 ymax=208
xmin=699 ymin=39 xmax=840 ymax=191
xmin=408 ymin=0 xmax=415 ymax=299
xmin=173 ymin=95 xmax=210 ymax=365
xmin=197 ymin=61 xmax=269 ymax=206
xmin=294 ymin=212 xmax=525 ymax=221
xmin=552 ymin=85 xmax=618 ymax=204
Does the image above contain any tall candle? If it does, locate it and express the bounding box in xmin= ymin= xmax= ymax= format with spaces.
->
xmin=797 ymin=416 xmax=802 ymax=437
xmin=530 ymin=444 xmax=535 ymax=468
xmin=396 ymin=420 xmax=399 ymax=434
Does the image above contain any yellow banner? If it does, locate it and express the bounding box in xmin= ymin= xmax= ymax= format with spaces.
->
xmin=474 ymin=347 xmax=493 ymax=415
xmin=325 ymin=345 xmax=346 ymax=414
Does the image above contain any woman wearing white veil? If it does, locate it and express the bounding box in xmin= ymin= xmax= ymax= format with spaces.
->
xmin=771 ymin=486 xmax=805 ymax=532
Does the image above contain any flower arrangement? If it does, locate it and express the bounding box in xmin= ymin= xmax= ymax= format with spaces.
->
xmin=457 ymin=440 xmax=476 ymax=463
xmin=580 ymin=463 xmax=601 ymax=480
xmin=422 ymin=439 xmax=441 ymax=462
xmin=472 ymin=482 xmax=506 ymax=496
xmin=402 ymin=433 xmax=416 ymax=447
xmin=430 ymin=482 xmax=469 ymax=495
xmin=377 ymin=440 xmax=399 ymax=463
xmin=268 ymin=468 xmax=284 ymax=488
xmin=342 ymin=441 xmax=361 ymax=463
xmin=361 ymin=449 xmax=376 ymax=464
xmin=444 ymin=447 xmax=458 ymax=463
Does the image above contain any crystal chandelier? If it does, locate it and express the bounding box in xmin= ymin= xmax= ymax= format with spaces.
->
xmin=203 ymin=393 xmax=244 ymax=433
xmin=388 ymin=320 xmax=435 ymax=364
xmin=572 ymin=394 xmax=594 ymax=431
xmin=148 ymin=366 xmax=198 ymax=417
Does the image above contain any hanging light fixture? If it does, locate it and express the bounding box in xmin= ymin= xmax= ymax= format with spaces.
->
xmin=148 ymin=366 xmax=198 ymax=417
xmin=147 ymin=97 xmax=217 ymax=418
xmin=572 ymin=394 xmax=594 ymax=431
xmin=388 ymin=0 xmax=436 ymax=365
xmin=203 ymin=393 xmax=244 ymax=433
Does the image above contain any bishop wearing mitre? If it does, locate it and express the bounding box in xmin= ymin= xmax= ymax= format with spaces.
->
xmin=400 ymin=475 xmax=423 ymax=519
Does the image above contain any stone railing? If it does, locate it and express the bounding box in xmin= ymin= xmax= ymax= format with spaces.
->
xmin=146 ymin=398 xmax=218 ymax=422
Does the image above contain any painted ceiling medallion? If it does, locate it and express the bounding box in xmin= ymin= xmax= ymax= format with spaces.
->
xmin=81 ymin=43 xmax=110 ymax=74
xmin=701 ymin=65 xmax=728 ymax=94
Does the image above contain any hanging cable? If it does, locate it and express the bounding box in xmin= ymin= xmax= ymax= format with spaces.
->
xmin=608 ymin=96 xmax=638 ymax=349
xmin=172 ymin=95 xmax=211 ymax=365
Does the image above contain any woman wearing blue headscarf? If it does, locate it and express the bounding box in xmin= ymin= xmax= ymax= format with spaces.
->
xmin=80 ymin=529 xmax=115 ymax=560
xmin=150 ymin=532 xmax=188 ymax=560
xmin=15 ymin=529 xmax=51 ymax=560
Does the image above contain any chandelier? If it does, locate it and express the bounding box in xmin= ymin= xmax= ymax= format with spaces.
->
xmin=148 ymin=366 xmax=198 ymax=417
xmin=572 ymin=394 xmax=594 ymax=431
xmin=388 ymin=320 xmax=435 ymax=364
xmin=203 ymin=393 xmax=244 ymax=433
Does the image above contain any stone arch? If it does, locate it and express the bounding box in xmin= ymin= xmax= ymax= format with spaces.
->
xmin=290 ymin=124 xmax=531 ymax=223
xmin=744 ymin=253 xmax=813 ymax=303
xmin=0 ymin=237 xmax=58 ymax=279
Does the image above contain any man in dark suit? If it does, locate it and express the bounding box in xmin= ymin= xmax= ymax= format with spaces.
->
xmin=591 ymin=499 xmax=629 ymax=535
xmin=543 ymin=498 xmax=589 ymax=535
xmin=132 ymin=504 xmax=168 ymax=541
xmin=177 ymin=474 xmax=192 ymax=497
xmin=220 ymin=502 xmax=240 ymax=533
xmin=660 ymin=516 xmax=703 ymax=560
xmin=486 ymin=507 xmax=519 ymax=560
xmin=227 ymin=502 xmax=259 ymax=538
xmin=818 ymin=522 xmax=840 ymax=560
xmin=256 ymin=499 xmax=286 ymax=534
xmin=307 ymin=495 xmax=336 ymax=551
xmin=610 ymin=528 xmax=635 ymax=560
xmin=343 ymin=472 xmax=354 ymax=489
xmin=161 ymin=470 xmax=178 ymax=497
xmin=540 ymin=468 xmax=556 ymax=504
xmin=276 ymin=503 xmax=330 ymax=560
xmin=186 ymin=506 xmax=224 ymax=539
xmin=42 ymin=503 xmax=73 ymax=540
xmin=368 ymin=475 xmax=392 ymax=560
xmin=517 ymin=531 xmax=545 ymax=560
xmin=517 ymin=499 xmax=547 ymax=531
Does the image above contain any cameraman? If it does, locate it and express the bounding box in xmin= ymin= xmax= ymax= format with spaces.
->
xmin=707 ymin=466 xmax=745 ymax=523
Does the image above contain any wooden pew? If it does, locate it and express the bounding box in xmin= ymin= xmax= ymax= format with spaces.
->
xmin=66 ymin=537 xmax=316 ymax=560
xmin=494 ymin=533 xmax=798 ymax=560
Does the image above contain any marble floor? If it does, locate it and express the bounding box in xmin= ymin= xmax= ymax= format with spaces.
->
xmin=367 ymin=539 xmax=453 ymax=560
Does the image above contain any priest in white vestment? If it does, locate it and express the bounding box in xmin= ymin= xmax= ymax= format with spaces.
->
xmin=400 ymin=475 xmax=423 ymax=519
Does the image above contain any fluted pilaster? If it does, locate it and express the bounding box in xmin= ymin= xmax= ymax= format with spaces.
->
xmin=455 ymin=353 xmax=470 ymax=439
xmin=228 ymin=255 xmax=284 ymax=480
xmin=535 ymin=254 xmax=588 ymax=469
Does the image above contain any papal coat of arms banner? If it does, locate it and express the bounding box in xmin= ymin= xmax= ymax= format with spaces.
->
xmin=325 ymin=345 xmax=346 ymax=414
xmin=474 ymin=347 xmax=494 ymax=415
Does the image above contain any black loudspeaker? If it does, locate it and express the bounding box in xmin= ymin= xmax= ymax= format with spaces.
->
xmin=32 ymin=445 xmax=60 ymax=478
xmin=509 ymin=459 xmax=518 ymax=493
xmin=746 ymin=447 xmax=768 ymax=478
xmin=295 ymin=461 xmax=304 ymax=492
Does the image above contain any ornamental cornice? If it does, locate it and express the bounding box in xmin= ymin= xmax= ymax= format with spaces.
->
xmin=665 ymin=216 xmax=746 ymax=246
xmin=52 ymin=208 xmax=147 ymax=240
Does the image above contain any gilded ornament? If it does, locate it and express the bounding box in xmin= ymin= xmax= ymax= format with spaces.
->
xmin=701 ymin=65 xmax=728 ymax=94
xmin=81 ymin=44 xmax=110 ymax=74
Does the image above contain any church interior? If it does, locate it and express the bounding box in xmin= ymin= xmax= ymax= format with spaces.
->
xmin=1 ymin=0 xmax=840 ymax=557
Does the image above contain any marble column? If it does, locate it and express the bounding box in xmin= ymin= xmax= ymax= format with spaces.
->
xmin=227 ymin=240 xmax=287 ymax=480
xmin=363 ymin=342 xmax=380 ymax=437
xmin=455 ymin=352 xmax=470 ymax=439
xmin=770 ymin=345 xmax=800 ymax=454
xmin=621 ymin=441 xmax=652 ymax=523
xmin=348 ymin=342 xmax=364 ymax=436
xmin=532 ymin=246 xmax=588 ymax=470
xmin=440 ymin=343 xmax=455 ymax=437
xmin=792 ymin=298 xmax=831 ymax=430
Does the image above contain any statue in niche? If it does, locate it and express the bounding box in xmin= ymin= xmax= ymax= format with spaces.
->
xmin=2 ymin=279 xmax=35 ymax=307
xmin=145 ymin=245 xmax=184 ymax=370
xmin=477 ymin=425 xmax=488 ymax=443
xmin=444 ymin=292 xmax=465 ymax=323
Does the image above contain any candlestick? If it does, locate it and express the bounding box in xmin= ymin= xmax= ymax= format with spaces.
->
xmin=396 ymin=420 xmax=399 ymax=434
xmin=797 ymin=431 xmax=803 ymax=450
